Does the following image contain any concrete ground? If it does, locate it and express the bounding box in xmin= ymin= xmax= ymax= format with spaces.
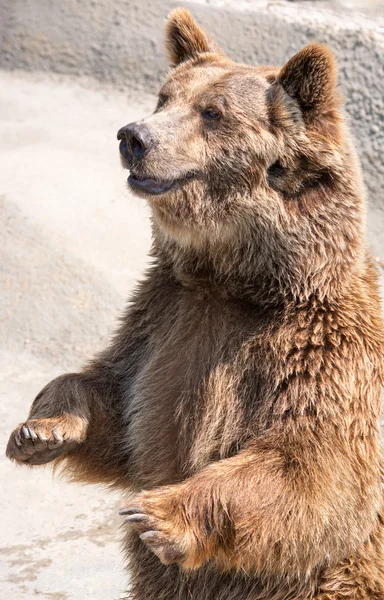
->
xmin=0 ymin=69 xmax=383 ymax=600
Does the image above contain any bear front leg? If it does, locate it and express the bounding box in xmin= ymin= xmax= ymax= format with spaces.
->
xmin=121 ymin=433 xmax=382 ymax=576
xmin=6 ymin=368 xmax=131 ymax=486
xmin=6 ymin=373 xmax=91 ymax=466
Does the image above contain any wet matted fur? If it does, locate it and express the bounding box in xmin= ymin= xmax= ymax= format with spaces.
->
xmin=6 ymin=8 xmax=384 ymax=599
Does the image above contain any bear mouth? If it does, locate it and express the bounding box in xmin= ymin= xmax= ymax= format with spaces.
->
xmin=128 ymin=172 xmax=196 ymax=196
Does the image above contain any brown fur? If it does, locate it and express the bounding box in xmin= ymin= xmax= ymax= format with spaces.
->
xmin=6 ymin=8 xmax=384 ymax=599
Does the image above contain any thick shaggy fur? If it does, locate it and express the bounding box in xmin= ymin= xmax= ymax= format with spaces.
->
xmin=6 ymin=8 xmax=384 ymax=599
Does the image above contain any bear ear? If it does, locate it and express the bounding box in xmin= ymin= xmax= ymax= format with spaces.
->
xmin=166 ymin=8 xmax=221 ymax=67
xmin=278 ymin=43 xmax=337 ymax=114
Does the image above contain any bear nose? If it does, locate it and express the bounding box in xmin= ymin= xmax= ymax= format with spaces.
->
xmin=117 ymin=123 xmax=153 ymax=161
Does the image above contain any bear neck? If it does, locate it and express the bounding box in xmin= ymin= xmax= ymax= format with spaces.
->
xmin=152 ymin=183 xmax=365 ymax=307
xmin=152 ymin=228 xmax=365 ymax=307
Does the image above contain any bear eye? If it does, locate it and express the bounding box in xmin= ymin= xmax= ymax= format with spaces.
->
xmin=201 ymin=108 xmax=221 ymax=121
xmin=157 ymin=95 xmax=168 ymax=110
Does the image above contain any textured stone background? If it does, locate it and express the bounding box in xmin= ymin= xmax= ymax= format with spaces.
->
xmin=0 ymin=1 xmax=383 ymax=599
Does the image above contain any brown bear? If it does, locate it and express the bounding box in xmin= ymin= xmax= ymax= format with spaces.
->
xmin=6 ymin=8 xmax=384 ymax=599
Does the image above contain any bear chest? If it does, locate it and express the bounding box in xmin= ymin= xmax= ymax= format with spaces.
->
xmin=124 ymin=291 xmax=271 ymax=489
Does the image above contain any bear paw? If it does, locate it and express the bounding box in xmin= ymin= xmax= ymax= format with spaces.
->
xmin=6 ymin=415 xmax=87 ymax=465
xmin=120 ymin=496 xmax=189 ymax=566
